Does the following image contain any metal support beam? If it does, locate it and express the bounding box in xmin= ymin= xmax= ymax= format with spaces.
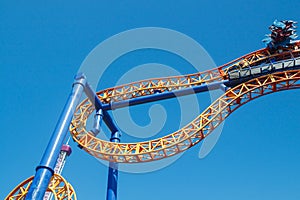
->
xmin=25 ymin=74 xmax=86 ymax=200
xmin=84 ymin=82 xmax=121 ymax=200
xmin=84 ymin=83 xmax=119 ymax=133
xmin=219 ymin=83 xmax=228 ymax=92
xmin=102 ymin=80 xmax=229 ymax=110
xmin=91 ymin=109 xmax=103 ymax=136
xmin=106 ymin=131 xmax=121 ymax=200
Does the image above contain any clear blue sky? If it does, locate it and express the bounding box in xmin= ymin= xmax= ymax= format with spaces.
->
xmin=1 ymin=1 xmax=300 ymax=199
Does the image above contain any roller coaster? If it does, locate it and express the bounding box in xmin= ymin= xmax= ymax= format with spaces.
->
xmin=6 ymin=20 xmax=300 ymax=200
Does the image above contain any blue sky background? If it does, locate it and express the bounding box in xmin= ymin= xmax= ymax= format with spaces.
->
xmin=1 ymin=1 xmax=300 ymax=199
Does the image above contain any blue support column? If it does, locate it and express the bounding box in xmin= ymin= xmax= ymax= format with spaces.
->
xmin=106 ymin=131 xmax=121 ymax=200
xmin=91 ymin=109 xmax=103 ymax=136
xmin=84 ymin=82 xmax=118 ymax=133
xmin=83 ymin=82 xmax=121 ymax=200
xmin=25 ymin=74 xmax=86 ymax=200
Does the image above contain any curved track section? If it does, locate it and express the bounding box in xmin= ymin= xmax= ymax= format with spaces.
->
xmin=5 ymin=174 xmax=76 ymax=200
xmin=70 ymin=69 xmax=300 ymax=163
xmin=97 ymin=42 xmax=300 ymax=104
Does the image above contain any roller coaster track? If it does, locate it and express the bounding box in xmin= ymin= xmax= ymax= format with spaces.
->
xmin=95 ymin=41 xmax=300 ymax=104
xmin=5 ymin=174 xmax=76 ymax=200
xmin=70 ymin=42 xmax=300 ymax=163
xmin=6 ymin=37 xmax=300 ymax=200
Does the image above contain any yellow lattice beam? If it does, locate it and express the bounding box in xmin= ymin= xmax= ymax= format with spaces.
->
xmin=5 ymin=174 xmax=76 ymax=200
xmin=70 ymin=69 xmax=300 ymax=163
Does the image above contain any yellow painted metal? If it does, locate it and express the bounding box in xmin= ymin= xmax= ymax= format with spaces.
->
xmin=5 ymin=174 xmax=76 ymax=200
xmin=96 ymin=42 xmax=300 ymax=104
xmin=70 ymin=69 xmax=300 ymax=163
xmin=8 ymin=39 xmax=300 ymax=200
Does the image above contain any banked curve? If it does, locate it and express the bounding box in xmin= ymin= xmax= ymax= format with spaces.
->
xmin=70 ymin=69 xmax=300 ymax=163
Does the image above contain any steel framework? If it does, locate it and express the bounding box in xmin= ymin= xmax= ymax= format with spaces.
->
xmin=5 ymin=22 xmax=300 ymax=200
xmin=70 ymin=69 xmax=300 ymax=163
xmin=5 ymin=174 xmax=76 ymax=200
xmin=93 ymin=42 xmax=300 ymax=104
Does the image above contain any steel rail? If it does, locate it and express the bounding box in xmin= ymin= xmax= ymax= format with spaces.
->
xmin=70 ymin=69 xmax=300 ymax=163
xmin=5 ymin=174 xmax=76 ymax=200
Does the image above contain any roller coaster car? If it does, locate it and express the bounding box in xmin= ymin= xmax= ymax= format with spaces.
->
xmin=228 ymin=57 xmax=300 ymax=80
xmin=264 ymin=19 xmax=298 ymax=49
xmin=283 ymin=20 xmax=297 ymax=28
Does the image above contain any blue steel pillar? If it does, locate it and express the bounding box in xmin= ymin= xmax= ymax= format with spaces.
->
xmin=106 ymin=131 xmax=121 ymax=200
xmin=25 ymin=74 xmax=86 ymax=200
xmin=83 ymin=80 xmax=121 ymax=200
xmin=91 ymin=109 xmax=103 ymax=136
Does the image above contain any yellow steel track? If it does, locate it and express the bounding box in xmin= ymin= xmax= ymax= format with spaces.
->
xmin=96 ymin=43 xmax=300 ymax=104
xmin=5 ymin=174 xmax=76 ymax=200
xmin=70 ymin=42 xmax=300 ymax=163
xmin=7 ymin=39 xmax=300 ymax=200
